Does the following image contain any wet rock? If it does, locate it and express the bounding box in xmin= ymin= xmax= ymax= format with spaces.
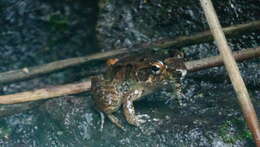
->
xmin=0 ymin=0 xmax=259 ymax=146
xmin=95 ymin=0 xmax=259 ymax=146
xmin=0 ymin=102 xmax=42 ymax=117
xmin=96 ymin=0 xmax=205 ymax=50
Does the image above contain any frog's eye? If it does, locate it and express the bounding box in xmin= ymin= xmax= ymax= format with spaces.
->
xmin=151 ymin=65 xmax=160 ymax=73
xmin=151 ymin=61 xmax=164 ymax=74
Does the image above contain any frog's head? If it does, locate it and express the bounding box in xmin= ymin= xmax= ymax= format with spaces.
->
xmin=134 ymin=56 xmax=187 ymax=85
xmin=163 ymin=57 xmax=187 ymax=79
xmin=105 ymin=50 xmax=187 ymax=85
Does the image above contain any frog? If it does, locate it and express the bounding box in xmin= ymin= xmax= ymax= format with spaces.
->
xmin=91 ymin=50 xmax=187 ymax=130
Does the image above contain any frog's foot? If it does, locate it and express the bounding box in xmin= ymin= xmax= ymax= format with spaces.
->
xmin=107 ymin=114 xmax=126 ymax=131
xmin=135 ymin=114 xmax=150 ymax=124
xmin=125 ymin=114 xmax=147 ymax=127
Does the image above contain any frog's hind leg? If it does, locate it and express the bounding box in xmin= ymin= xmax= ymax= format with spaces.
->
xmin=107 ymin=114 xmax=126 ymax=131
xmin=99 ymin=112 xmax=105 ymax=131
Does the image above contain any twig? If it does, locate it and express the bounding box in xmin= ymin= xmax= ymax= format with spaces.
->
xmin=0 ymin=81 xmax=91 ymax=104
xmin=0 ymin=49 xmax=127 ymax=85
xmin=200 ymin=0 xmax=260 ymax=145
xmin=185 ymin=46 xmax=260 ymax=72
xmin=0 ymin=20 xmax=259 ymax=85
xmin=0 ymin=47 xmax=259 ymax=105
xmin=142 ymin=20 xmax=260 ymax=49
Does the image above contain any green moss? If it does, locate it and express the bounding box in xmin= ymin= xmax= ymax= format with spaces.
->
xmin=47 ymin=13 xmax=70 ymax=31
xmin=218 ymin=118 xmax=253 ymax=144
xmin=0 ymin=127 xmax=12 ymax=139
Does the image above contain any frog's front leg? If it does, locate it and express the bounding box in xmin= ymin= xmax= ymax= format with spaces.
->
xmin=123 ymin=98 xmax=149 ymax=126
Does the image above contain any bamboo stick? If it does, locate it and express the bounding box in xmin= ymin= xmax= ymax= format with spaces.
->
xmin=0 ymin=21 xmax=259 ymax=85
xmin=199 ymin=0 xmax=260 ymax=145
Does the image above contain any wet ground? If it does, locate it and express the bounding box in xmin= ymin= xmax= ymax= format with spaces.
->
xmin=0 ymin=0 xmax=259 ymax=146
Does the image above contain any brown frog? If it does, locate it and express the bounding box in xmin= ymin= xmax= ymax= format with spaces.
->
xmin=91 ymin=50 xmax=186 ymax=130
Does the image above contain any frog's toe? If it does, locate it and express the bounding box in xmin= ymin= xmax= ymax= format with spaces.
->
xmin=136 ymin=114 xmax=150 ymax=123
xmin=136 ymin=118 xmax=146 ymax=125
xmin=131 ymin=114 xmax=150 ymax=126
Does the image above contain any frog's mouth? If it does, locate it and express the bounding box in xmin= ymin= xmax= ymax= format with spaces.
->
xmin=163 ymin=58 xmax=188 ymax=80
xmin=166 ymin=66 xmax=187 ymax=80
xmin=175 ymin=69 xmax=187 ymax=80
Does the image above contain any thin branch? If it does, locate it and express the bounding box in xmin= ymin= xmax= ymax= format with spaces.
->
xmin=0 ymin=81 xmax=91 ymax=104
xmin=0 ymin=20 xmax=259 ymax=85
xmin=141 ymin=20 xmax=260 ymax=49
xmin=0 ymin=47 xmax=259 ymax=105
xmin=200 ymin=0 xmax=260 ymax=145
xmin=0 ymin=49 xmax=127 ymax=85
xmin=185 ymin=46 xmax=260 ymax=72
